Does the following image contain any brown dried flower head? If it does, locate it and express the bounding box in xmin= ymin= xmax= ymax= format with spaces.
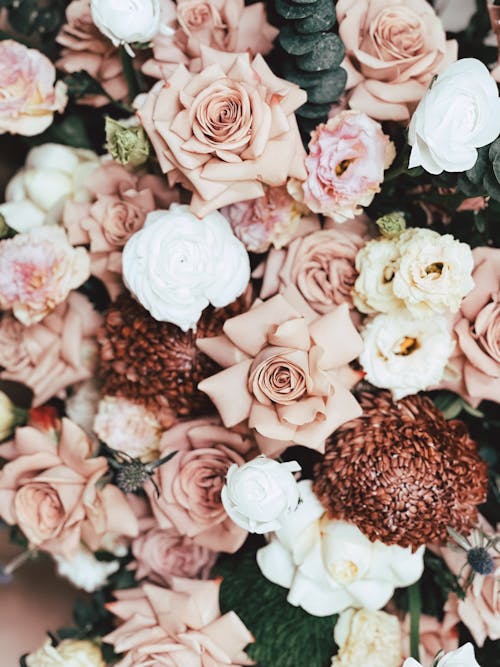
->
xmin=313 ymin=391 xmax=488 ymax=549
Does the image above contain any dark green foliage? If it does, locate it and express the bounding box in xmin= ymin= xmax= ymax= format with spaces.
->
xmin=457 ymin=139 xmax=500 ymax=203
xmin=214 ymin=549 xmax=338 ymax=667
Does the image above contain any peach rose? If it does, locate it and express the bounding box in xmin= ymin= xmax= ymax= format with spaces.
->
xmin=291 ymin=111 xmax=395 ymax=223
xmin=137 ymin=49 xmax=307 ymax=217
xmin=401 ymin=612 xmax=459 ymax=667
xmin=148 ymin=417 xmax=254 ymax=553
xmin=143 ymin=0 xmax=278 ymax=78
xmin=337 ymin=0 xmax=457 ymax=121
xmin=0 ymin=293 xmax=102 ymax=407
xmin=0 ymin=40 xmax=67 ymax=136
xmin=0 ymin=418 xmax=138 ymax=558
xmin=198 ymin=285 xmax=363 ymax=457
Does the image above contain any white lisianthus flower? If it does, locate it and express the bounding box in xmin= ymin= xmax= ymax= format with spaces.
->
xmin=359 ymin=312 xmax=455 ymax=400
xmin=352 ymin=237 xmax=405 ymax=315
xmin=54 ymin=545 xmax=120 ymax=592
xmin=392 ymin=228 xmax=474 ymax=317
xmin=123 ymin=203 xmax=250 ymax=331
xmin=26 ymin=639 xmax=105 ymax=667
xmin=331 ymin=608 xmax=402 ymax=667
xmin=408 ymin=58 xmax=500 ymax=174
xmin=257 ymin=481 xmax=424 ymax=617
xmin=91 ymin=0 xmax=161 ymax=55
xmin=403 ymin=642 xmax=481 ymax=667
xmin=221 ymin=455 xmax=301 ymax=534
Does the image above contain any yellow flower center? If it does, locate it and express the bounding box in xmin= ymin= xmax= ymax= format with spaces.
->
xmin=335 ymin=159 xmax=352 ymax=176
xmin=328 ymin=559 xmax=359 ymax=584
xmin=395 ymin=336 xmax=419 ymax=356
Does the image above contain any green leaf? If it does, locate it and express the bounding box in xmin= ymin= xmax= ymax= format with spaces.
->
xmin=64 ymin=70 xmax=111 ymax=102
xmin=465 ymin=145 xmax=489 ymax=184
xmin=8 ymin=0 xmax=38 ymax=34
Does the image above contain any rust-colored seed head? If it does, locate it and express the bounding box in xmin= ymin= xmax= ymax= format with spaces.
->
xmin=313 ymin=391 xmax=488 ymax=550
xmin=98 ymin=293 xmax=246 ymax=418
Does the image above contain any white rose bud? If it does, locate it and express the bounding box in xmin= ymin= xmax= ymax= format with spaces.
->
xmin=221 ymin=455 xmax=301 ymax=534
xmin=26 ymin=639 xmax=105 ymax=667
xmin=123 ymin=203 xmax=250 ymax=332
xmin=403 ymin=642 xmax=481 ymax=667
xmin=91 ymin=0 xmax=161 ymax=54
xmin=0 ymin=391 xmax=16 ymax=441
xmin=409 ymin=58 xmax=500 ymax=174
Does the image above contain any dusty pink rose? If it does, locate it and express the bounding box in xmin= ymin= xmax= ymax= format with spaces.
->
xmin=401 ymin=611 xmax=459 ymax=667
xmin=148 ymin=417 xmax=254 ymax=553
xmin=258 ymin=215 xmax=372 ymax=312
xmin=138 ymin=49 xmax=307 ymax=217
xmin=337 ymin=0 xmax=457 ymax=121
xmin=143 ymin=0 xmax=277 ymax=78
xmin=0 ymin=227 xmax=90 ymax=325
xmin=0 ymin=40 xmax=67 ymax=136
xmin=0 ymin=418 xmax=138 ymax=558
xmin=56 ymin=0 xmax=129 ymax=107
xmin=64 ymin=162 xmax=178 ymax=299
xmin=291 ymin=111 xmax=395 ymax=223
xmin=0 ymin=292 xmax=102 ymax=407
xmin=437 ymin=247 xmax=500 ymax=406
xmin=105 ymin=578 xmax=253 ymax=667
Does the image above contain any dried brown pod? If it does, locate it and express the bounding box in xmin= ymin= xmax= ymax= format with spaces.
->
xmin=313 ymin=390 xmax=488 ymax=549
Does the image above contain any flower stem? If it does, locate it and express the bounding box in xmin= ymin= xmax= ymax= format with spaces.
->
xmin=409 ymin=580 xmax=421 ymax=662
xmin=120 ymin=47 xmax=140 ymax=103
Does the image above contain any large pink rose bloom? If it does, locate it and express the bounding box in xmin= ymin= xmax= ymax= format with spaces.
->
xmin=105 ymin=578 xmax=254 ymax=667
xmin=0 ymin=292 xmax=101 ymax=407
xmin=0 ymin=419 xmax=138 ymax=558
xmin=0 ymin=227 xmax=90 ymax=325
xmin=137 ymin=48 xmax=307 ymax=217
xmin=292 ymin=111 xmax=395 ymax=224
xmin=337 ymin=0 xmax=457 ymax=121
xmin=437 ymin=248 xmax=500 ymax=406
xmin=144 ymin=0 xmax=278 ymax=78
xmin=147 ymin=417 xmax=254 ymax=553
xmin=0 ymin=40 xmax=67 ymax=135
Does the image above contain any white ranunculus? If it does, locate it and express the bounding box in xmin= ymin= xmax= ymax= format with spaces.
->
xmin=408 ymin=58 xmax=500 ymax=174
xmin=257 ymin=481 xmax=424 ymax=617
xmin=359 ymin=312 xmax=455 ymax=400
xmin=123 ymin=203 xmax=250 ymax=331
xmin=90 ymin=0 xmax=161 ymax=54
xmin=54 ymin=545 xmax=120 ymax=592
xmin=26 ymin=639 xmax=105 ymax=667
xmin=403 ymin=642 xmax=481 ymax=667
xmin=392 ymin=228 xmax=474 ymax=317
xmin=352 ymin=237 xmax=404 ymax=315
xmin=221 ymin=456 xmax=301 ymax=534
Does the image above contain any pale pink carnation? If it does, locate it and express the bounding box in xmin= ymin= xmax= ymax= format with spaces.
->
xmin=0 ymin=227 xmax=90 ymax=325
xmin=0 ymin=40 xmax=67 ymax=136
xmin=291 ymin=110 xmax=395 ymax=223
xmin=94 ymin=396 xmax=162 ymax=460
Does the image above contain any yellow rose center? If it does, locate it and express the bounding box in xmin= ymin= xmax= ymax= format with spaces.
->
xmin=395 ymin=336 xmax=419 ymax=356
xmin=328 ymin=559 xmax=359 ymax=584
xmin=335 ymin=159 xmax=352 ymax=176
xmin=424 ymin=262 xmax=444 ymax=277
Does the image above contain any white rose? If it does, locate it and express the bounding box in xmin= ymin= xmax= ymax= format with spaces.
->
xmin=54 ymin=545 xmax=120 ymax=592
xmin=331 ymin=608 xmax=402 ymax=667
xmin=65 ymin=380 xmax=101 ymax=438
xmin=26 ymin=639 xmax=105 ymax=667
xmin=403 ymin=642 xmax=481 ymax=667
xmin=257 ymin=481 xmax=424 ymax=617
xmin=91 ymin=0 xmax=161 ymax=54
xmin=352 ymin=237 xmax=404 ymax=315
xmin=359 ymin=312 xmax=455 ymax=400
xmin=392 ymin=228 xmax=474 ymax=317
xmin=221 ymin=456 xmax=301 ymax=534
xmin=123 ymin=203 xmax=250 ymax=331
xmin=409 ymin=58 xmax=500 ymax=174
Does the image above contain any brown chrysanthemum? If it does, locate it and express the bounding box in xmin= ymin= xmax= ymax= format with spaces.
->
xmin=98 ymin=293 xmax=247 ymax=418
xmin=313 ymin=391 xmax=488 ymax=549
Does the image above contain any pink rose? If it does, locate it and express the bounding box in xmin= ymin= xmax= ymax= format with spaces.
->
xmin=0 ymin=227 xmax=90 ymax=325
xmin=292 ymin=111 xmax=395 ymax=223
xmin=337 ymin=0 xmax=457 ymax=121
xmin=105 ymin=578 xmax=254 ymax=667
xmin=138 ymin=49 xmax=307 ymax=217
xmin=401 ymin=612 xmax=459 ymax=667
xmin=0 ymin=292 xmax=102 ymax=407
xmin=148 ymin=417 xmax=255 ymax=553
xmin=143 ymin=0 xmax=278 ymax=78
xmin=0 ymin=40 xmax=67 ymax=135
xmin=0 ymin=419 xmax=138 ymax=558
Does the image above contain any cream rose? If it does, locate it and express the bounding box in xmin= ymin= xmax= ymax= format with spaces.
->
xmin=26 ymin=639 xmax=105 ymax=667
xmin=123 ymin=203 xmax=250 ymax=331
xmin=352 ymin=237 xmax=404 ymax=314
xmin=409 ymin=58 xmax=500 ymax=174
xmin=221 ymin=455 xmax=301 ymax=534
xmin=91 ymin=0 xmax=161 ymax=53
xmin=0 ymin=390 xmax=16 ymax=441
xmin=403 ymin=643 xmax=481 ymax=667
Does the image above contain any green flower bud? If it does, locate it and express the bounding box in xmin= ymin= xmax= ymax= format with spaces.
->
xmin=105 ymin=117 xmax=150 ymax=167
xmin=375 ymin=212 xmax=406 ymax=239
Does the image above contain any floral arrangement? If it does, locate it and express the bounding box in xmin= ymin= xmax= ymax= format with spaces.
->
xmin=0 ymin=0 xmax=499 ymax=666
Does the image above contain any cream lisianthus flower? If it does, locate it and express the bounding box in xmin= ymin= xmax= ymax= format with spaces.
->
xmin=331 ymin=609 xmax=402 ymax=667
xmin=352 ymin=237 xmax=404 ymax=315
xmin=26 ymin=639 xmax=105 ymax=667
